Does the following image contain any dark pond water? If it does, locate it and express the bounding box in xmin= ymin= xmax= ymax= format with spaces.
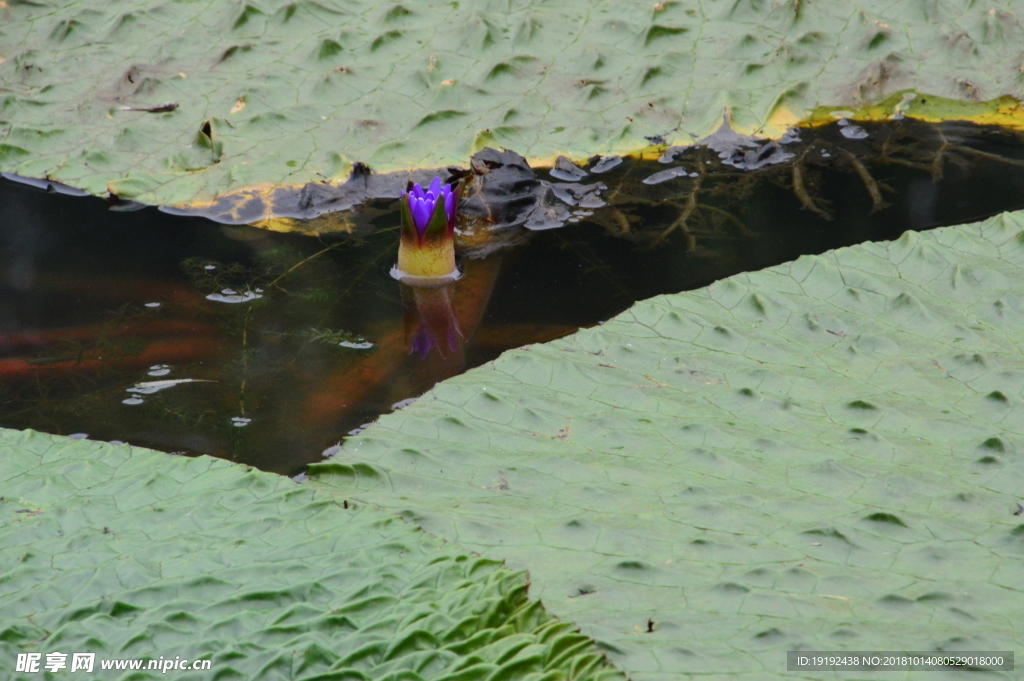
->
xmin=3 ymin=118 xmax=1024 ymax=474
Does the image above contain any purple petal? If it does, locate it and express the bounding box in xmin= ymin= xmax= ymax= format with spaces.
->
xmin=411 ymin=184 xmax=426 ymax=200
xmin=428 ymin=176 xmax=442 ymax=198
xmin=418 ymin=199 xmax=435 ymax=233
xmin=411 ymin=197 xmax=432 ymax=234
xmin=444 ymin=192 xmax=456 ymax=227
xmin=411 ymin=325 xmax=434 ymax=359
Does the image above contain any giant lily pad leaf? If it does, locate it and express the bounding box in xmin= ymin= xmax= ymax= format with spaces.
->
xmin=0 ymin=429 xmax=624 ymax=681
xmin=3 ymin=0 xmax=1024 ymax=208
xmin=311 ymin=209 xmax=1024 ymax=679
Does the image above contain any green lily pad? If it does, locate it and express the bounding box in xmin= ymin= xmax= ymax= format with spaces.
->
xmin=311 ymin=209 xmax=1024 ymax=679
xmin=3 ymin=0 xmax=1024 ymax=207
xmin=0 ymin=428 xmax=624 ymax=681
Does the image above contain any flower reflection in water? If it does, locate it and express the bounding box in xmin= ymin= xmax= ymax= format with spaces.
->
xmin=402 ymin=283 xmax=464 ymax=361
xmin=395 ymin=175 xmax=469 ymax=369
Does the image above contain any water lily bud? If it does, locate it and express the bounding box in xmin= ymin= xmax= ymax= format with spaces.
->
xmin=395 ymin=176 xmax=460 ymax=283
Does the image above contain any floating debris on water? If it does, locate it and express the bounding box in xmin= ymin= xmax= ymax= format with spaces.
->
xmin=658 ymin=147 xmax=685 ymax=164
xmin=338 ymin=340 xmax=373 ymax=349
xmin=551 ymin=182 xmax=606 ymax=208
xmin=837 ymin=118 xmax=869 ymax=138
xmin=590 ymin=156 xmax=623 ymax=173
xmin=644 ymin=167 xmax=692 ymax=185
xmin=523 ymin=201 xmax=571 ymax=231
xmin=549 ymin=155 xmax=588 ymax=182
xmin=206 ymin=289 xmax=262 ymax=303
xmin=840 ymin=125 xmax=870 ymax=139
xmin=127 ymin=379 xmax=215 ymax=394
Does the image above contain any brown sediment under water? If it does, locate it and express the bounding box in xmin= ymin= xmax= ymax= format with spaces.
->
xmin=3 ymin=117 xmax=1024 ymax=474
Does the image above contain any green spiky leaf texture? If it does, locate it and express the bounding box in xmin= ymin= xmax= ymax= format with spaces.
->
xmin=2 ymin=0 xmax=1023 ymax=206
xmin=0 ymin=429 xmax=624 ymax=681
xmin=311 ymin=209 xmax=1024 ymax=680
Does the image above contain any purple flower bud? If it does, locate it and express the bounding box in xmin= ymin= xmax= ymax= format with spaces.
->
xmin=396 ymin=176 xmax=461 ymax=281
xmin=403 ymin=177 xmax=459 ymax=239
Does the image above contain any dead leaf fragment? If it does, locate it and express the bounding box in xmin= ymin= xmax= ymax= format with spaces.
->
xmin=118 ymin=102 xmax=179 ymax=113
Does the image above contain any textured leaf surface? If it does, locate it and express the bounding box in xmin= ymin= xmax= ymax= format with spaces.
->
xmin=0 ymin=429 xmax=624 ymax=681
xmin=312 ymin=210 xmax=1024 ymax=679
xmin=3 ymin=0 xmax=1024 ymax=206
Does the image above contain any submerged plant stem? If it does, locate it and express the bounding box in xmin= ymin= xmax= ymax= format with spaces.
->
xmin=930 ymin=127 xmax=949 ymax=182
xmin=696 ymin=203 xmax=757 ymax=239
xmin=267 ymin=243 xmax=341 ymax=291
xmin=239 ymin=307 xmax=252 ymax=417
xmin=654 ymin=175 xmax=702 ymax=249
xmin=881 ymin=157 xmax=935 ymax=173
xmin=792 ymin=160 xmax=831 ymax=221
xmin=553 ymin=233 xmax=629 ymax=298
xmin=840 ymin=149 xmax=885 ymax=213
xmin=336 ymin=242 xmax=396 ymax=301
xmin=951 ymin=144 xmax=1024 ymax=169
xmin=608 ymin=206 xmax=632 ymax=235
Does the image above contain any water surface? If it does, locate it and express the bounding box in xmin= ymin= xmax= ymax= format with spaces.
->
xmin=3 ymin=119 xmax=1024 ymax=473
